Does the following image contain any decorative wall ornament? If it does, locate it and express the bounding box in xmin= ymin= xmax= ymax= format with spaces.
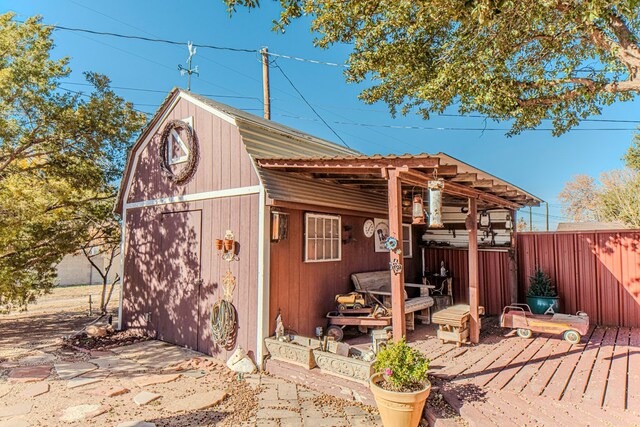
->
xmin=160 ymin=119 xmax=199 ymax=184
xmin=373 ymin=218 xmax=390 ymax=252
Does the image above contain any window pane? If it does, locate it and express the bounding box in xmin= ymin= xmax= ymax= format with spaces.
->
xmin=324 ymin=219 xmax=332 ymax=238
xmin=308 ymin=217 xmax=316 ymax=238
xmin=324 ymin=241 xmax=332 ymax=259
xmin=332 ymin=240 xmax=339 ymax=259
xmin=317 ymin=241 xmax=324 ymax=260
xmin=332 ymin=219 xmax=339 ymax=236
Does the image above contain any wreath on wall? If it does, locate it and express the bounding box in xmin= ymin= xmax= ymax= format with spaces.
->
xmin=159 ymin=119 xmax=199 ymax=184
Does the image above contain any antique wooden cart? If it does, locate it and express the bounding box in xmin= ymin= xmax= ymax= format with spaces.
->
xmin=500 ymin=304 xmax=589 ymax=344
xmin=325 ymin=311 xmax=391 ymax=342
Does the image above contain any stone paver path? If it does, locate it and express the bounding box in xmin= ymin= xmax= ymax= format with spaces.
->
xmin=241 ymin=374 xmax=382 ymax=427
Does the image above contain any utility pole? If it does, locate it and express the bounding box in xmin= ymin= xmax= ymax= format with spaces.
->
xmin=261 ymin=47 xmax=271 ymax=120
xmin=545 ymin=202 xmax=549 ymax=231
xmin=178 ymin=41 xmax=199 ymax=91
xmin=529 ymin=206 xmax=533 ymax=232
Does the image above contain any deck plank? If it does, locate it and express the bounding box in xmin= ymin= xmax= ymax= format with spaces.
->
xmin=502 ymin=334 xmax=557 ymax=394
xmin=522 ymin=338 xmax=573 ymax=397
xmin=626 ymin=327 xmax=640 ymax=413
xmin=488 ymin=335 xmax=549 ymax=390
xmin=541 ymin=326 xmax=594 ymax=401
xmin=561 ymin=326 xmax=607 ymax=403
xmin=603 ymin=327 xmax=630 ymax=409
xmin=581 ymin=327 xmax=618 ymax=407
xmin=437 ymin=335 xmax=515 ymax=379
xmin=469 ymin=335 xmax=536 ymax=387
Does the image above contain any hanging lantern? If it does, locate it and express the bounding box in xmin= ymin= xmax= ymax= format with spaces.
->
xmin=412 ymin=194 xmax=425 ymax=225
xmin=479 ymin=210 xmax=491 ymax=228
xmin=428 ymin=180 xmax=444 ymax=228
xmin=505 ymin=213 xmax=513 ymax=230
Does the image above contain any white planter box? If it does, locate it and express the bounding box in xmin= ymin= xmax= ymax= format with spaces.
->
xmin=264 ymin=336 xmax=319 ymax=369
xmin=312 ymin=349 xmax=375 ymax=385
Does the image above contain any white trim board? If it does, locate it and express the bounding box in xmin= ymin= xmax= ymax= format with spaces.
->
xmin=124 ymin=185 xmax=261 ymax=209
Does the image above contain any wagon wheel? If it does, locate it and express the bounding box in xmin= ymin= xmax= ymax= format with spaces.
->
xmin=353 ymin=303 xmax=364 ymax=309
xmin=563 ymin=330 xmax=581 ymax=344
xmin=517 ymin=328 xmax=533 ymax=339
xmin=326 ymin=326 xmax=344 ymax=342
xmin=337 ymin=304 xmax=348 ymax=311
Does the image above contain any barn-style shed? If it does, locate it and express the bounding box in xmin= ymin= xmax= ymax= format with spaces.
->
xmin=115 ymin=88 xmax=541 ymax=366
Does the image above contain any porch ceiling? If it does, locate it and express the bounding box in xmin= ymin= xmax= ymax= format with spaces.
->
xmin=256 ymin=153 xmax=542 ymax=210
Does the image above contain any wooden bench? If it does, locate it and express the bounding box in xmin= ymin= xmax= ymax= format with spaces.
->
xmin=351 ymin=271 xmax=434 ymax=330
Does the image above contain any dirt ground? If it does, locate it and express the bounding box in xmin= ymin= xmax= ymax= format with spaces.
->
xmin=0 ymin=285 xmax=387 ymax=427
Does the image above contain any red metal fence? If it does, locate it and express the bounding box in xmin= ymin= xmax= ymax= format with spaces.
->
xmin=517 ymin=231 xmax=640 ymax=327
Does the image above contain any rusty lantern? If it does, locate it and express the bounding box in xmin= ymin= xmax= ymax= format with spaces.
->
xmin=412 ymin=194 xmax=426 ymax=225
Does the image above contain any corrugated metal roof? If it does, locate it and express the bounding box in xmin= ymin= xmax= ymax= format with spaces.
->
xmin=259 ymin=169 xmax=389 ymax=215
xmin=184 ymin=91 xmax=359 ymax=159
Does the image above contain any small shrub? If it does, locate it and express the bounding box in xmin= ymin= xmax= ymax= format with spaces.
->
xmin=373 ymin=337 xmax=429 ymax=392
xmin=527 ymin=268 xmax=557 ymax=297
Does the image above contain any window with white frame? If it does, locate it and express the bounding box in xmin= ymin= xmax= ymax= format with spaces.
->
xmin=305 ymin=213 xmax=341 ymax=262
xmin=402 ymin=224 xmax=412 ymax=258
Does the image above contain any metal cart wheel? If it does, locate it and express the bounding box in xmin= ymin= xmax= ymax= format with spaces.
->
xmin=326 ymin=325 xmax=344 ymax=342
xmin=517 ymin=328 xmax=533 ymax=339
xmin=353 ymin=303 xmax=363 ymax=309
xmin=563 ymin=330 xmax=581 ymax=344
xmin=337 ymin=304 xmax=348 ymax=311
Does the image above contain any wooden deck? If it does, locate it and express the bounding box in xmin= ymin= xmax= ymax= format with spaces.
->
xmin=348 ymin=319 xmax=640 ymax=426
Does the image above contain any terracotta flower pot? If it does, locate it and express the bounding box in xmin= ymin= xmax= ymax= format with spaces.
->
xmin=369 ymin=373 xmax=431 ymax=427
xmin=224 ymin=239 xmax=234 ymax=251
xmin=215 ymin=239 xmax=224 ymax=251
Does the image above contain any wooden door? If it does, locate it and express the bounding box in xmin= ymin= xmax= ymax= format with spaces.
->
xmin=155 ymin=210 xmax=202 ymax=350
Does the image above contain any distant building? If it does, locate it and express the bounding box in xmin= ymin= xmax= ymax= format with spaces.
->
xmin=55 ymin=252 xmax=120 ymax=286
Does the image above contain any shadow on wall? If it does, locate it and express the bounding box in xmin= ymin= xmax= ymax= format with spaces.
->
xmin=518 ymin=231 xmax=640 ymax=327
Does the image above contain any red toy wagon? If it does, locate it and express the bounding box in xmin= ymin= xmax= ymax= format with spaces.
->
xmin=500 ymin=304 xmax=589 ymax=344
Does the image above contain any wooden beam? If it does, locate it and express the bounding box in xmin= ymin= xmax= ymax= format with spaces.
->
xmin=450 ymin=173 xmax=477 ymax=183
xmin=467 ymin=198 xmax=480 ymax=344
xmin=269 ymin=200 xmax=388 ymax=217
xmin=387 ymin=169 xmax=406 ymax=340
xmin=257 ymin=157 xmax=439 ymax=170
xmin=509 ymin=209 xmax=518 ymax=304
xmin=472 ymin=179 xmax=494 ymax=188
xmin=397 ymin=169 xmax=522 ymax=210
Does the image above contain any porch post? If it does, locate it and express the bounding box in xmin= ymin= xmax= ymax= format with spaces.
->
xmin=509 ymin=209 xmax=518 ymax=304
xmin=467 ymin=197 xmax=480 ymax=344
xmin=387 ymin=168 xmax=406 ymax=340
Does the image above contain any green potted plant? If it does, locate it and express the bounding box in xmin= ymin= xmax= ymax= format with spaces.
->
xmin=526 ymin=268 xmax=560 ymax=314
xmin=369 ymin=338 xmax=431 ymax=427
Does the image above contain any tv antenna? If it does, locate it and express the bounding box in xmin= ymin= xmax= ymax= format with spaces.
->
xmin=178 ymin=41 xmax=199 ymax=91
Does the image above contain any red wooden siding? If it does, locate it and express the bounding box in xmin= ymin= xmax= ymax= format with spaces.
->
xmin=423 ymin=248 xmax=512 ymax=315
xmin=268 ymin=209 xmax=421 ymax=337
xmin=126 ymin=97 xmax=259 ymax=204
xmin=517 ymin=231 xmax=640 ymax=327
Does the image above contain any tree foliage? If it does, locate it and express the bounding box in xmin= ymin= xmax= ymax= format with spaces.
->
xmin=0 ymin=13 xmax=146 ymax=310
xmin=226 ymin=0 xmax=640 ymax=135
xmin=559 ymin=149 xmax=640 ymax=227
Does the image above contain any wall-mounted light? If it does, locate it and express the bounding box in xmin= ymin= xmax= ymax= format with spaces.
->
xmin=505 ymin=213 xmax=513 ymax=230
xmin=428 ymin=180 xmax=444 ymax=228
xmin=479 ymin=210 xmax=491 ymax=228
xmin=271 ymin=210 xmax=289 ymax=242
xmin=412 ymin=194 xmax=426 ymax=225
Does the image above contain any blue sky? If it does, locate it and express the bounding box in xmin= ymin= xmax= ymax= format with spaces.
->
xmin=6 ymin=0 xmax=639 ymax=228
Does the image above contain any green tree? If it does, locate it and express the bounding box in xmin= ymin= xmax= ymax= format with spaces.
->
xmin=226 ymin=0 xmax=640 ymax=135
xmin=0 ymin=13 xmax=146 ymax=310
xmin=623 ymin=135 xmax=640 ymax=170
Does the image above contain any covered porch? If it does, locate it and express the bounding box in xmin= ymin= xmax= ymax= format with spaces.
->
xmin=258 ymin=152 xmax=542 ymax=343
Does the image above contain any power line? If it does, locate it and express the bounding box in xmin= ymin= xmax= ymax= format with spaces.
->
xmin=23 ymin=19 xmax=347 ymax=67
xmin=273 ymin=63 xmax=351 ymax=149
xmin=61 ymin=82 xmax=261 ymax=100
xmin=278 ymin=113 xmax=638 ymax=132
